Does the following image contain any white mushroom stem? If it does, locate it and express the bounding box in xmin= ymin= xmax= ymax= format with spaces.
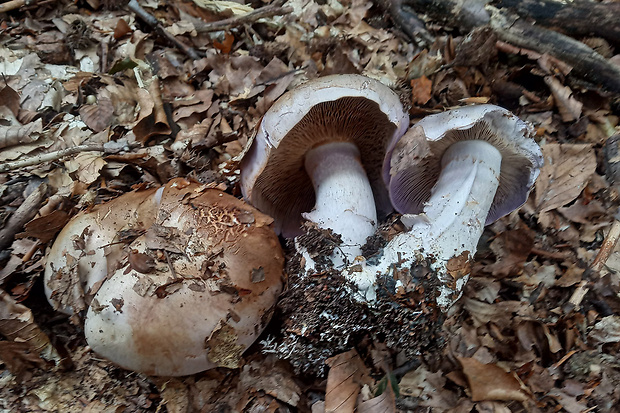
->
xmin=351 ymin=140 xmax=502 ymax=310
xmin=300 ymin=141 xmax=377 ymax=270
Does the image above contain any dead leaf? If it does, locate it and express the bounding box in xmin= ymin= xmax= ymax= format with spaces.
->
xmin=544 ymin=76 xmax=583 ymax=122
xmin=535 ymin=143 xmax=597 ymax=213
xmin=410 ymin=75 xmax=433 ymax=105
xmin=214 ymin=32 xmax=235 ymax=54
xmin=589 ymin=316 xmax=620 ymax=344
xmin=18 ymin=209 xmax=70 ymax=243
xmin=325 ymin=349 xmax=372 ymax=413
xmin=64 ymin=152 xmax=107 ymax=185
xmin=79 ymin=97 xmax=114 ymax=132
xmin=0 ymin=289 xmax=62 ymax=376
xmin=0 ymin=84 xmax=21 ymax=116
xmin=357 ymin=385 xmax=396 ymax=413
xmin=458 ymin=357 xmax=529 ymax=402
xmin=0 ymin=118 xmax=43 ymax=149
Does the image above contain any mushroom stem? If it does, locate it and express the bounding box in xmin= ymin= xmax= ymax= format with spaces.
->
xmin=301 ymin=141 xmax=377 ymax=269
xmin=354 ymin=140 xmax=502 ymax=309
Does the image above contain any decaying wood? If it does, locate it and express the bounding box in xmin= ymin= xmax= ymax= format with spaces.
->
xmin=496 ymin=0 xmax=620 ymax=45
xmin=391 ymin=0 xmax=620 ymax=93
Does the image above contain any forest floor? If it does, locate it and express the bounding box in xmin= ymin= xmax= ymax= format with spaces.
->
xmin=1 ymin=0 xmax=620 ymax=411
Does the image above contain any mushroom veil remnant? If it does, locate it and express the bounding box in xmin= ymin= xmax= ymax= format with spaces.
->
xmin=355 ymin=105 xmax=543 ymax=310
xmin=240 ymin=74 xmax=409 ymax=270
xmin=44 ymin=179 xmax=284 ymax=376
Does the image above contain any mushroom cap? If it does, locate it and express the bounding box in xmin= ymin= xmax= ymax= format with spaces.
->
xmin=84 ymin=188 xmax=283 ymax=376
xmin=44 ymin=187 xmax=160 ymax=314
xmin=45 ymin=179 xmax=284 ymax=376
xmin=240 ymin=74 xmax=409 ymax=237
xmin=385 ymin=104 xmax=543 ymax=224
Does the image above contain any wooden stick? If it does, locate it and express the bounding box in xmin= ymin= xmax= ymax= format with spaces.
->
xmin=127 ymin=0 xmax=201 ymax=60
xmin=0 ymin=0 xmax=26 ymax=13
xmin=193 ymin=3 xmax=293 ymax=33
xmin=0 ymin=142 xmax=138 ymax=173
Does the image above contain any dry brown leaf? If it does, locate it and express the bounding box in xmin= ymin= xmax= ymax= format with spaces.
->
xmin=458 ymin=357 xmax=529 ymax=402
xmin=410 ymin=75 xmax=432 ymax=105
xmin=79 ymin=97 xmax=114 ymax=132
xmin=357 ymin=385 xmax=396 ymax=413
xmin=64 ymin=152 xmax=107 ymax=185
xmin=18 ymin=209 xmax=70 ymax=243
xmin=325 ymin=349 xmax=372 ymax=413
xmin=0 ymin=84 xmax=21 ymax=117
xmin=534 ymin=143 xmax=597 ymax=213
xmin=544 ymin=76 xmax=583 ymax=122
xmin=0 ymin=289 xmax=62 ymax=375
xmin=0 ymin=118 xmax=43 ymax=149
xmin=486 ymin=228 xmax=534 ymax=277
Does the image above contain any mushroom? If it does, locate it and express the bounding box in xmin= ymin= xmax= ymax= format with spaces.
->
xmin=240 ymin=74 xmax=409 ymax=270
xmin=353 ymin=105 xmax=543 ymax=310
xmin=45 ymin=179 xmax=284 ymax=376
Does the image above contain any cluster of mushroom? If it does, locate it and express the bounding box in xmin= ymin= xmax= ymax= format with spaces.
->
xmin=44 ymin=74 xmax=542 ymax=376
xmin=240 ymin=74 xmax=543 ymax=311
xmin=44 ymin=178 xmax=284 ymax=376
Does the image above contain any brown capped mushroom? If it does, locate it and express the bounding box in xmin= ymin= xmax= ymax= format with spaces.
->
xmin=44 ymin=179 xmax=284 ymax=376
xmin=354 ymin=105 xmax=543 ymax=310
xmin=240 ymin=74 xmax=409 ymax=270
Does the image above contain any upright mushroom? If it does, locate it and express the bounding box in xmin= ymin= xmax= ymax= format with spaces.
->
xmin=240 ymin=74 xmax=409 ymax=270
xmin=45 ymin=179 xmax=284 ymax=376
xmin=354 ymin=105 xmax=543 ymax=310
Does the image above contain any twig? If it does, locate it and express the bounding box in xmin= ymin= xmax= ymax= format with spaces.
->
xmin=565 ymin=219 xmax=620 ymax=312
xmin=194 ymin=3 xmax=293 ymax=33
xmin=127 ymin=0 xmax=201 ymax=60
xmin=0 ymin=143 xmax=138 ymax=173
xmin=0 ymin=182 xmax=48 ymax=252
xmin=0 ymin=0 xmax=26 ymax=13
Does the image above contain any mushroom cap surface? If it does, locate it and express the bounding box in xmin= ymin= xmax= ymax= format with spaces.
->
xmin=240 ymin=74 xmax=409 ymax=237
xmin=44 ymin=187 xmax=160 ymax=314
xmin=45 ymin=179 xmax=284 ymax=376
xmin=385 ymin=104 xmax=543 ymax=224
xmin=85 ymin=188 xmax=283 ymax=376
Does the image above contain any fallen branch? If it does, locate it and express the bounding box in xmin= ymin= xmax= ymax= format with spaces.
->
xmin=495 ymin=0 xmax=620 ymax=45
xmin=0 ymin=182 xmax=48 ymax=252
xmin=127 ymin=0 xmax=201 ymax=60
xmin=0 ymin=0 xmax=26 ymax=13
xmin=193 ymin=2 xmax=293 ymax=33
xmin=390 ymin=0 xmax=620 ymax=93
xmin=0 ymin=142 xmax=137 ymax=173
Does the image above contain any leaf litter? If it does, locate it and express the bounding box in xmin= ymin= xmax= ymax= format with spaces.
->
xmin=1 ymin=0 xmax=620 ymax=411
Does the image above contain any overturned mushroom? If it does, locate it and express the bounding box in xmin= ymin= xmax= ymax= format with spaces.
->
xmin=354 ymin=105 xmax=543 ymax=310
xmin=45 ymin=179 xmax=284 ymax=376
xmin=240 ymin=74 xmax=409 ymax=270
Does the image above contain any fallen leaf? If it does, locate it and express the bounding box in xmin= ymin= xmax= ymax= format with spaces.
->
xmin=357 ymin=385 xmax=396 ymax=413
xmin=544 ymin=76 xmax=583 ymax=122
xmin=325 ymin=349 xmax=372 ymax=413
xmin=458 ymin=357 xmax=529 ymax=402
xmin=535 ymin=143 xmax=597 ymax=213
xmin=0 ymin=289 xmax=62 ymax=378
xmin=410 ymin=75 xmax=433 ymax=105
